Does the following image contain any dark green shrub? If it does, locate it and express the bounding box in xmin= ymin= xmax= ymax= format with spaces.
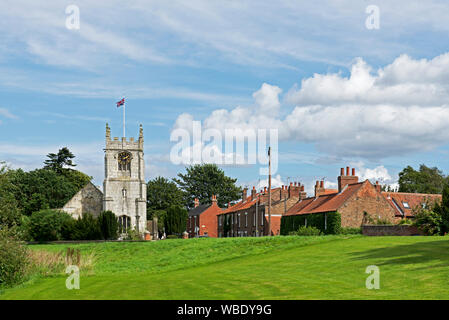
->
xmin=29 ymin=209 xmax=72 ymax=242
xmin=98 ymin=211 xmax=118 ymax=240
xmin=296 ymin=226 xmax=321 ymax=236
xmin=71 ymin=213 xmax=102 ymax=240
xmin=281 ymin=211 xmax=341 ymax=235
xmin=0 ymin=227 xmax=29 ymax=287
xmin=166 ymin=234 xmax=179 ymax=239
xmin=339 ymin=227 xmax=361 ymax=235
xmin=164 ymin=205 xmax=188 ymax=236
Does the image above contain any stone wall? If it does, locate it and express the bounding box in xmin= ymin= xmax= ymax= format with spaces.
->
xmin=62 ymin=182 xmax=103 ymax=219
xmin=362 ymin=225 xmax=424 ymax=236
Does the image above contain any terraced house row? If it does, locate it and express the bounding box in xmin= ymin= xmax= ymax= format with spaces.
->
xmin=186 ymin=167 xmax=442 ymax=238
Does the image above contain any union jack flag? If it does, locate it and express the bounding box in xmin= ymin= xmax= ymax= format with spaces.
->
xmin=116 ymin=98 xmax=125 ymax=107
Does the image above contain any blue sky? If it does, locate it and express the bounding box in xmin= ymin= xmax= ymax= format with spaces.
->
xmin=2 ymin=1 xmax=449 ymax=195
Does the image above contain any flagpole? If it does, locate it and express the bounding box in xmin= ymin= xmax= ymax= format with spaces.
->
xmin=123 ymin=98 xmax=126 ymax=138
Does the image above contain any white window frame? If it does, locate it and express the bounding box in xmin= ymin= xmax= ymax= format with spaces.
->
xmin=238 ymin=213 xmax=241 ymax=227
xmin=245 ymin=212 xmax=248 ymax=227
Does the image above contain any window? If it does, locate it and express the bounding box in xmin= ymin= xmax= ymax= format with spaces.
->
xmin=261 ymin=211 xmax=264 ymax=225
xmin=122 ymin=188 xmax=127 ymax=198
xmin=245 ymin=212 xmax=248 ymax=227
xmin=402 ymin=202 xmax=410 ymax=209
xmin=118 ymin=215 xmax=131 ymax=233
xmin=422 ymin=203 xmax=427 ymax=209
xmin=219 ymin=215 xmax=222 ymax=226
xmin=253 ymin=212 xmax=256 ymax=227
xmin=238 ymin=213 xmax=241 ymax=227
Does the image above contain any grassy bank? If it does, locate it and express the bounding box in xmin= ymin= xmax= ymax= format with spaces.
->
xmin=1 ymin=235 xmax=449 ymax=299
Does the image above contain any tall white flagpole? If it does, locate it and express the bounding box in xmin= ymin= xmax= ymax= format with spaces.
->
xmin=123 ymin=98 xmax=126 ymax=138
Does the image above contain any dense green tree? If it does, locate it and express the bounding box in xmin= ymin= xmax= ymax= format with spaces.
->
xmin=147 ymin=176 xmax=185 ymax=211
xmin=0 ymin=164 xmax=21 ymax=228
xmin=44 ymin=147 xmax=77 ymax=173
xmin=71 ymin=213 xmax=102 ymax=240
xmin=147 ymin=176 xmax=184 ymax=233
xmin=164 ymin=205 xmax=188 ymax=235
xmin=98 ymin=211 xmax=118 ymax=240
xmin=398 ymin=164 xmax=447 ymax=194
xmin=8 ymin=168 xmax=90 ymax=216
xmin=29 ymin=209 xmax=72 ymax=242
xmin=174 ymin=164 xmax=241 ymax=208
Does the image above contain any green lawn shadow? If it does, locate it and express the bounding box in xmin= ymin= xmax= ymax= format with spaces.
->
xmin=348 ymin=238 xmax=449 ymax=271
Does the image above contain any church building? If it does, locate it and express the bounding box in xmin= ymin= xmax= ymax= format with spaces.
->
xmin=60 ymin=123 xmax=147 ymax=234
xmin=103 ymin=123 xmax=147 ymax=233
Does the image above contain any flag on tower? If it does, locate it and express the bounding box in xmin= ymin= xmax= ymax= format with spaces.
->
xmin=116 ymin=98 xmax=125 ymax=107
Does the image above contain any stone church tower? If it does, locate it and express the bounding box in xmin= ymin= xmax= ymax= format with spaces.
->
xmin=103 ymin=123 xmax=147 ymax=233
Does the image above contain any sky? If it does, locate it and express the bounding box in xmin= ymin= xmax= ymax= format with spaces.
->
xmin=1 ymin=0 xmax=449 ymax=196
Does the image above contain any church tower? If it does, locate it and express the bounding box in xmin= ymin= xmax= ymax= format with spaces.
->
xmin=103 ymin=123 xmax=147 ymax=233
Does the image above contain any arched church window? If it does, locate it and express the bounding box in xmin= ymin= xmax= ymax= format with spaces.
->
xmin=118 ymin=215 xmax=131 ymax=233
xmin=118 ymin=151 xmax=131 ymax=171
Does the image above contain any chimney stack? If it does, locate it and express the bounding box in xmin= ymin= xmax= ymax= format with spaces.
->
xmin=315 ymin=180 xmax=325 ymax=197
xmin=375 ymin=181 xmax=381 ymax=193
xmin=338 ymin=166 xmax=358 ymax=192
xmin=300 ymin=185 xmax=307 ymax=200
xmin=211 ymin=194 xmax=217 ymax=204
xmin=194 ymin=198 xmax=199 ymax=208
xmin=242 ymin=188 xmax=248 ymax=202
xmin=251 ymin=186 xmax=256 ymax=200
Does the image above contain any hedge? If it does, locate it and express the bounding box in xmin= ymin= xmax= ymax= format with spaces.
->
xmin=280 ymin=211 xmax=341 ymax=235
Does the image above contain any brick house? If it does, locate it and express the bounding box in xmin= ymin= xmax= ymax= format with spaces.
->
xmin=284 ymin=167 xmax=443 ymax=229
xmin=187 ymin=195 xmax=222 ymax=238
xmin=217 ymin=183 xmax=306 ymax=237
xmin=382 ymin=191 xmax=442 ymax=220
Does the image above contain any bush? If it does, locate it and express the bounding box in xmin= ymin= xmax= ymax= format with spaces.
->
xmin=71 ymin=213 xmax=102 ymax=240
xmin=296 ymin=226 xmax=322 ymax=236
xmin=413 ymin=209 xmax=442 ymax=235
xmin=0 ymin=227 xmax=29 ymax=287
xmin=98 ymin=211 xmax=118 ymax=240
xmin=164 ymin=205 xmax=188 ymax=236
xmin=281 ymin=212 xmax=341 ymax=235
xmin=29 ymin=209 xmax=72 ymax=242
xmin=339 ymin=227 xmax=361 ymax=235
xmin=124 ymin=228 xmax=143 ymax=240
xmin=166 ymin=234 xmax=180 ymax=239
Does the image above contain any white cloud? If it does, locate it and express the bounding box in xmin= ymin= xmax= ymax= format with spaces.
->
xmin=173 ymin=53 xmax=449 ymax=159
xmin=0 ymin=108 xmax=17 ymax=120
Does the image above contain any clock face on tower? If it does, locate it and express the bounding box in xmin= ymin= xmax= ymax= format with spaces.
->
xmin=118 ymin=151 xmax=131 ymax=166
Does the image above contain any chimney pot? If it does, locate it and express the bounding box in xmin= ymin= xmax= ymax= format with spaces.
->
xmin=340 ymin=168 xmax=344 ymax=176
xmin=294 ymin=182 xmax=297 ymax=186
xmin=320 ymin=180 xmax=324 ymax=188
xmin=290 ymin=182 xmax=293 ymax=186
xmin=346 ymin=166 xmax=350 ymax=176
xmin=194 ymin=198 xmax=199 ymax=208
xmin=352 ymin=168 xmax=355 ymax=176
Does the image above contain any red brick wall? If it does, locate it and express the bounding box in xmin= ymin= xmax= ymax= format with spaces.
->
xmin=339 ymin=182 xmax=396 ymax=228
xmin=187 ymin=203 xmax=221 ymax=238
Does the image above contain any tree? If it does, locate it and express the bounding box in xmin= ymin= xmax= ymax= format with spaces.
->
xmin=147 ymin=176 xmax=185 ymax=211
xmin=29 ymin=209 xmax=72 ymax=242
xmin=44 ymin=147 xmax=77 ymax=173
xmin=98 ymin=211 xmax=118 ymax=240
xmin=0 ymin=163 xmax=21 ymax=228
xmin=164 ymin=205 xmax=188 ymax=236
xmin=174 ymin=164 xmax=241 ymax=208
xmin=8 ymin=168 xmax=91 ymax=215
xmin=398 ymin=164 xmax=447 ymax=194
xmin=413 ymin=184 xmax=449 ymax=235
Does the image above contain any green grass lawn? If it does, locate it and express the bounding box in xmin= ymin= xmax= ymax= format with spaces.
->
xmin=1 ymin=235 xmax=449 ymax=299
